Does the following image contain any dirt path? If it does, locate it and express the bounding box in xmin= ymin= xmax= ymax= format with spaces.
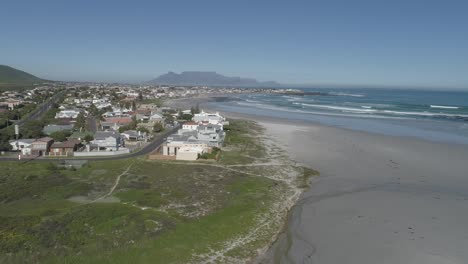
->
xmin=91 ymin=162 xmax=134 ymax=203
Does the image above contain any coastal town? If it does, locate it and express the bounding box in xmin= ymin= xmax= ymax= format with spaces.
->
xmin=1 ymin=82 xmax=301 ymax=160
xmin=0 ymin=78 xmax=316 ymax=263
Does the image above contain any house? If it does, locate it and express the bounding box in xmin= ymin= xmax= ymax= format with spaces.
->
xmin=182 ymin=121 xmax=199 ymax=130
xmin=43 ymin=124 xmax=74 ymax=135
xmin=193 ymin=111 xmax=227 ymax=126
xmin=5 ymin=99 xmax=23 ymax=109
xmin=138 ymin=104 xmax=158 ymax=110
xmin=197 ymin=124 xmax=225 ymax=147
xmin=136 ymin=113 xmax=150 ymax=122
xmin=162 ymin=129 xmax=209 ymax=159
xmin=55 ymin=109 xmax=82 ymax=119
xmin=121 ymin=130 xmax=147 ymax=141
xmin=162 ymin=139 xmax=208 ymax=160
xmin=149 ymin=113 xmax=164 ymax=122
xmin=31 ymin=137 xmax=54 ymax=156
xmin=101 ymin=117 xmax=133 ymax=130
xmin=91 ymin=131 xmax=121 ymax=151
xmin=9 ymin=139 xmax=35 ymax=155
xmin=176 ymin=146 xmax=206 ymax=160
xmin=49 ymin=139 xmax=81 ymax=156
xmin=69 ymin=131 xmax=94 ymax=141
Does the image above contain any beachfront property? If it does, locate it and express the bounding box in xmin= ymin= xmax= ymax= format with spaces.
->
xmin=197 ymin=124 xmax=225 ymax=147
xmin=162 ymin=133 xmax=208 ymax=160
xmin=161 ymin=112 xmax=226 ymax=160
xmin=182 ymin=121 xmax=199 ymax=130
xmin=193 ymin=111 xmax=229 ymax=126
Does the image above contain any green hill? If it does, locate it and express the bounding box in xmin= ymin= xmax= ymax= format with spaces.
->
xmin=0 ymin=65 xmax=42 ymax=85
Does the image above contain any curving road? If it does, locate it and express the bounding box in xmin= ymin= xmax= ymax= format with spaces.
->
xmin=0 ymin=125 xmax=179 ymax=162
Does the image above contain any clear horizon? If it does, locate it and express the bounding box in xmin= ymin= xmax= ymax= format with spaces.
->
xmin=1 ymin=0 xmax=468 ymax=89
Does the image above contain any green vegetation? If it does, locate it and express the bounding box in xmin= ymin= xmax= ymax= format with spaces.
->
xmin=220 ymin=119 xmax=266 ymax=164
xmin=0 ymin=118 xmax=318 ymax=263
xmin=74 ymin=112 xmax=86 ymax=130
xmin=0 ymin=93 xmax=64 ymax=150
xmin=152 ymin=122 xmax=164 ymax=132
xmin=83 ymin=134 xmax=94 ymax=143
xmin=0 ymin=103 xmax=36 ymax=130
xmin=199 ymin=147 xmax=221 ymax=160
xmin=0 ymin=157 xmax=277 ymax=263
xmin=118 ymin=116 xmax=138 ymax=133
xmin=49 ymin=130 xmax=72 ymax=142
xmin=0 ymin=65 xmax=42 ymax=86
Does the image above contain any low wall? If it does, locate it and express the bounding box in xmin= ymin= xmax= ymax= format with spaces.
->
xmin=147 ymin=154 xmax=176 ymax=160
xmin=73 ymin=149 xmax=130 ymax=157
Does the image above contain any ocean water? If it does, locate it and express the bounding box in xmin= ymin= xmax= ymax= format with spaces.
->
xmin=206 ymin=88 xmax=468 ymax=145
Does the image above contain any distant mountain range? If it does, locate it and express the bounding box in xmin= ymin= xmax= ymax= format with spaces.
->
xmin=148 ymin=71 xmax=280 ymax=87
xmin=0 ymin=65 xmax=42 ymax=85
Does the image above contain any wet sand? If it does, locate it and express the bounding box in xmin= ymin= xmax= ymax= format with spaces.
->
xmin=252 ymin=117 xmax=468 ymax=264
xmin=166 ymin=97 xmax=468 ymax=263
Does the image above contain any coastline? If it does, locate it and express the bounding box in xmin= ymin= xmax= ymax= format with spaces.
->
xmin=167 ymin=96 xmax=468 ymax=263
xmin=249 ymin=115 xmax=468 ymax=264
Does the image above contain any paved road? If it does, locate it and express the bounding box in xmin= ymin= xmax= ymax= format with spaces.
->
xmin=87 ymin=115 xmax=98 ymax=133
xmin=0 ymin=125 xmax=179 ymax=162
xmin=16 ymin=90 xmax=66 ymax=126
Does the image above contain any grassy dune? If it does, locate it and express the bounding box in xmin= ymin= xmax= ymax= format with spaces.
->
xmin=0 ymin=119 xmax=317 ymax=263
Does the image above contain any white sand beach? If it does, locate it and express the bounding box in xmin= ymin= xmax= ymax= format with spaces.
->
xmin=168 ymin=97 xmax=468 ymax=263
xmin=247 ymin=116 xmax=468 ymax=264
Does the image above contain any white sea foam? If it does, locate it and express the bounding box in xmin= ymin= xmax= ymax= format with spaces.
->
xmin=430 ymin=105 xmax=460 ymax=109
xmin=382 ymin=110 xmax=468 ymax=118
xmin=297 ymin=103 xmax=378 ymax=113
xmin=293 ymin=102 xmax=468 ymax=119
xmin=237 ymin=101 xmax=408 ymax=120
xmin=234 ymin=99 xmax=468 ymax=121
xmin=329 ymin=92 xmax=365 ymax=97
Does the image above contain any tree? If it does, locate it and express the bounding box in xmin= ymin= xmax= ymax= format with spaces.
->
xmin=21 ymin=120 xmax=45 ymax=138
xmin=83 ymin=134 xmax=94 ymax=143
xmin=75 ymin=112 xmax=86 ymax=130
xmin=49 ymin=130 xmax=72 ymax=142
xmin=153 ymin=122 xmax=164 ymax=133
xmin=180 ymin=114 xmax=193 ymax=121
xmin=88 ymin=104 xmax=99 ymax=116
xmin=138 ymin=91 xmax=143 ymax=101
xmin=137 ymin=127 xmax=150 ymax=134
xmin=124 ymin=101 xmax=131 ymax=110
xmin=131 ymin=101 xmax=137 ymax=111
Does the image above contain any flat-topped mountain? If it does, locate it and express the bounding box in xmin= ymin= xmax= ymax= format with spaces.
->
xmin=0 ymin=65 xmax=42 ymax=85
xmin=149 ymin=71 xmax=279 ymax=87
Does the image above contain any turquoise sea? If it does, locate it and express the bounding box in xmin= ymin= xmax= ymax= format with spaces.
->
xmin=207 ymin=88 xmax=468 ymax=145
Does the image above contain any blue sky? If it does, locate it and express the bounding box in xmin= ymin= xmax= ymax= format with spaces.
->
xmin=1 ymin=0 xmax=468 ymax=89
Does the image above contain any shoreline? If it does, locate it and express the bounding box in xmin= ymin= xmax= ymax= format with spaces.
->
xmin=166 ymin=95 xmax=467 ymax=150
xmin=167 ymin=96 xmax=468 ymax=263
xmin=250 ymin=117 xmax=468 ymax=264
